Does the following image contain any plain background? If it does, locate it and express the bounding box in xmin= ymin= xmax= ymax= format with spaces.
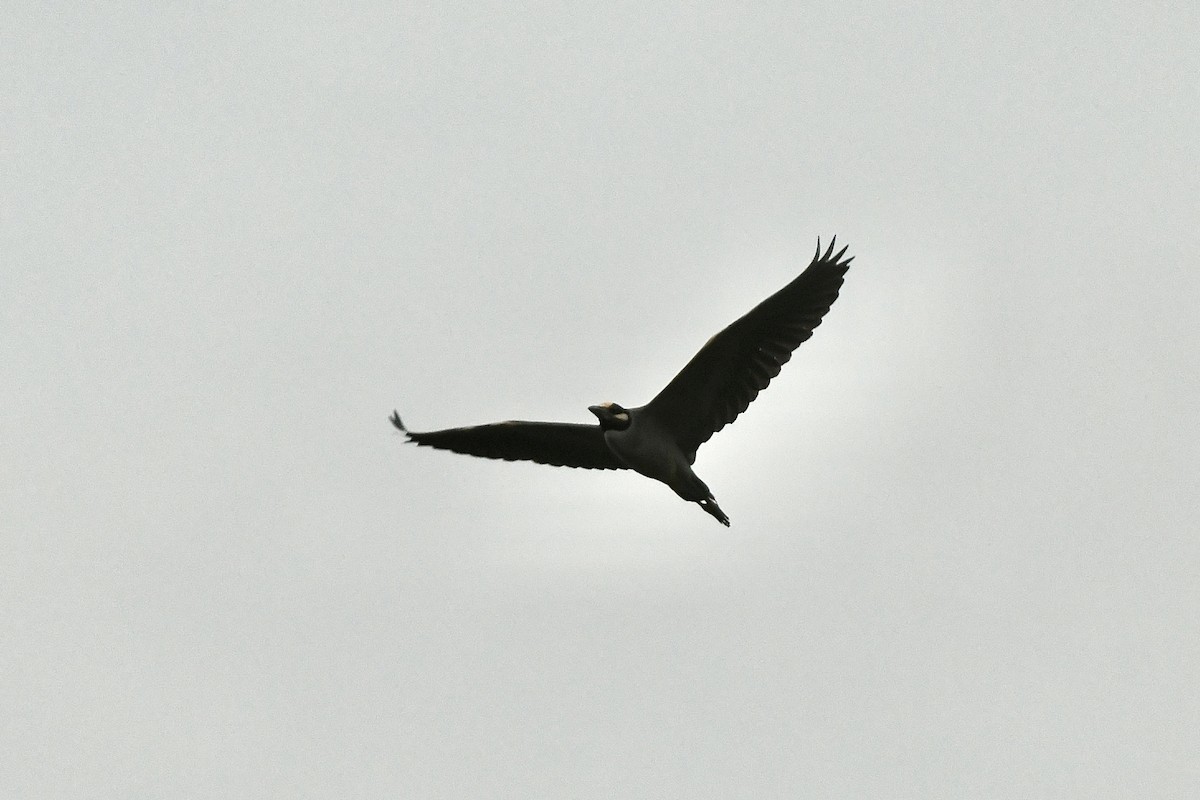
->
xmin=4 ymin=3 xmax=1198 ymax=797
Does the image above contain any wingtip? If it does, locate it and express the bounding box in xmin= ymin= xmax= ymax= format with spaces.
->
xmin=814 ymin=235 xmax=845 ymax=264
xmin=389 ymin=410 xmax=407 ymax=432
xmin=813 ymin=235 xmax=853 ymax=268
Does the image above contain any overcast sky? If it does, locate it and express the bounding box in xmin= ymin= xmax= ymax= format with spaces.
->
xmin=4 ymin=2 xmax=1198 ymax=797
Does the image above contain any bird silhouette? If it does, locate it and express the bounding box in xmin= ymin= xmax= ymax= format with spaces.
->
xmin=391 ymin=237 xmax=852 ymax=526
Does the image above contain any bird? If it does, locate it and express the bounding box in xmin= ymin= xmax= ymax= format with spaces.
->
xmin=390 ymin=237 xmax=852 ymax=526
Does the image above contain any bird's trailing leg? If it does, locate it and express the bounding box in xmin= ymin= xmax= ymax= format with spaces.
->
xmin=698 ymin=496 xmax=731 ymax=527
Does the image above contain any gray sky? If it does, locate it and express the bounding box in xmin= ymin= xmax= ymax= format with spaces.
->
xmin=4 ymin=2 xmax=1198 ymax=797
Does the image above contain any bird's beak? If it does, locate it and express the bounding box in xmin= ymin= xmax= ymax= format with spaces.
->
xmin=587 ymin=405 xmax=604 ymax=420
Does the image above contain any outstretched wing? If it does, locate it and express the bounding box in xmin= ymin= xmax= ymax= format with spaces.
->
xmin=641 ymin=238 xmax=852 ymax=460
xmin=389 ymin=411 xmax=626 ymax=470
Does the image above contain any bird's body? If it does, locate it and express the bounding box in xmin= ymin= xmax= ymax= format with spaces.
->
xmin=588 ymin=402 xmax=729 ymax=525
xmin=391 ymin=238 xmax=853 ymax=526
xmin=602 ymin=414 xmax=682 ymax=483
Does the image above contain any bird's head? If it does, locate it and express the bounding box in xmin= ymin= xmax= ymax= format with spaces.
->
xmin=588 ymin=402 xmax=631 ymax=431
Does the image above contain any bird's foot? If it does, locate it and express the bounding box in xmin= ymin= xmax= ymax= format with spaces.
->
xmin=699 ymin=497 xmax=730 ymax=527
